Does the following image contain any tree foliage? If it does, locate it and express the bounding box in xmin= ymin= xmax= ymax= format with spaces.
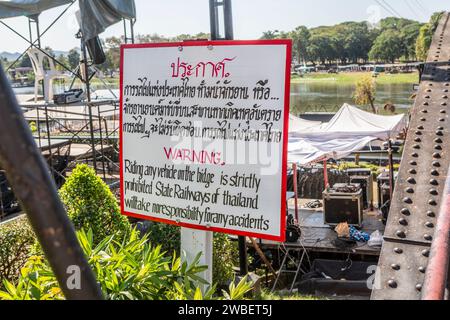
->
xmin=353 ymin=75 xmax=377 ymax=113
xmin=416 ymin=11 xmax=445 ymax=61
xmin=0 ymin=228 xmax=253 ymax=300
xmin=0 ymin=216 xmax=35 ymax=286
xmin=59 ymin=164 xmax=131 ymax=244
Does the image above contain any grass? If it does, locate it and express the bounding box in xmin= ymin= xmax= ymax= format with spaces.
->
xmin=256 ymin=289 xmax=325 ymax=300
xmin=291 ymin=71 xmax=419 ymax=85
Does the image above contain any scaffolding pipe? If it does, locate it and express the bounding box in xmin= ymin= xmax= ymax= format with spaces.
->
xmin=422 ymin=165 xmax=450 ymax=300
xmin=0 ymin=64 xmax=103 ymax=300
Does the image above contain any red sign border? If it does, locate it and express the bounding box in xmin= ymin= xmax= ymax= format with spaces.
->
xmin=119 ymin=39 xmax=291 ymax=242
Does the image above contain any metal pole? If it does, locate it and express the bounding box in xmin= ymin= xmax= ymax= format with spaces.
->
xmin=422 ymin=165 xmax=450 ymax=300
xmin=208 ymin=0 xmax=220 ymax=40
xmin=209 ymin=0 xmax=247 ymax=276
xmin=34 ymin=16 xmax=41 ymax=48
xmin=0 ymin=64 xmax=103 ymax=300
xmin=81 ymin=39 xmax=97 ymax=172
xmin=130 ymin=19 xmax=136 ymax=44
xmin=293 ymin=163 xmax=299 ymax=222
xmin=323 ymin=159 xmax=329 ymax=188
xmin=223 ymin=0 xmax=234 ymax=40
xmin=97 ymin=108 xmax=106 ymax=180
xmin=388 ymin=140 xmax=394 ymax=200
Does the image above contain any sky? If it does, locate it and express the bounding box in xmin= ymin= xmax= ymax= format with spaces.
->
xmin=0 ymin=0 xmax=448 ymax=53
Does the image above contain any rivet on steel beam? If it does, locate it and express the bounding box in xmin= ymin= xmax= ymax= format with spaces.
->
xmin=428 ymin=199 xmax=437 ymax=206
xmin=437 ymin=126 xmax=444 ymax=130
xmin=429 ymin=189 xmax=438 ymax=195
xmin=394 ymin=247 xmax=403 ymax=254
xmin=405 ymin=187 xmax=414 ymax=194
xmin=431 ymin=169 xmax=439 ymax=176
xmin=432 ymin=152 xmax=441 ymax=159
xmin=417 ymin=125 xmax=424 ymax=130
xmin=408 ymin=169 xmax=417 ymax=174
xmin=422 ymin=249 xmax=430 ymax=257
xmin=411 ymin=153 xmax=419 ymax=158
xmin=403 ymin=197 xmax=412 ymax=204
xmin=416 ymin=284 xmax=422 ymax=292
xmin=425 ymin=222 xmax=434 ymax=228
xmin=420 ymin=117 xmax=426 ymax=121
xmin=391 ymin=264 xmax=400 ymax=271
xmin=388 ymin=279 xmax=397 ymax=288
xmin=441 ymin=102 xmax=448 ymax=106
xmin=434 ymin=138 xmax=443 ymax=143
xmin=436 ymin=130 xmax=444 ymax=136
xmin=430 ymin=179 xmax=439 ymax=186
xmin=398 ymin=218 xmax=408 ymax=225
xmin=432 ymin=161 xmax=440 ymax=167
xmin=439 ymin=118 xmax=445 ymax=122
xmin=413 ymin=144 xmax=420 ymax=149
xmin=418 ymin=266 xmax=426 ymax=273
xmin=407 ymin=177 xmax=416 ymax=184
xmin=435 ymin=145 xmax=442 ymax=150
xmin=421 ymin=109 xmax=428 ymax=113
xmin=424 ymin=234 xmax=432 ymax=241
xmin=415 ymin=131 xmax=422 ymax=135
xmin=396 ymin=230 xmax=406 ymax=238
xmin=414 ymin=137 xmax=421 ymax=142
xmin=401 ymin=208 xmax=410 ymax=216
xmin=427 ymin=210 xmax=435 ymax=218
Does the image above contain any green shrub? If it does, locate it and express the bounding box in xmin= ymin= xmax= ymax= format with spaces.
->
xmin=139 ymin=221 xmax=237 ymax=286
xmin=213 ymin=232 xmax=238 ymax=287
xmin=0 ymin=228 xmax=211 ymax=300
xmin=59 ymin=164 xmax=130 ymax=244
xmin=140 ymin=221 xmax=181 ymax=254
xmin=0 ymin=216 xmax=35 ymax=286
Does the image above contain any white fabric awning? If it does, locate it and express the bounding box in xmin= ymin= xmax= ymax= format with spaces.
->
xmin=288 ymin=104 xmax=407 ymax=165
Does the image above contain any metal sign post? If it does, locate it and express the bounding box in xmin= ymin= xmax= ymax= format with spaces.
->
xmin=181 ymin=0 xmax=238 ymax=283
xmin=208 ymin=0 xmax=248 ymax=277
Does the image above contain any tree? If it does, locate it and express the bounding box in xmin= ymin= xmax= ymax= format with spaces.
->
xmin=400 ymin=22 xmax=422 ymax=61
xmin=290 ymin=26 xmax=310 ymax=64
xmin=67 ymin=48 xmax=80 ymax=69
xmin=415 ymin=24 xmax=432 ymax=61
xmin=19 ymin=54 xmax=32 ymax=68
xmin=415 ymin=11 xmax=445 ymax=61
xmin=101 ymin=36 xmax=123 ymax=72
xmin=369 ymin=30 xmax=402 ymax=63
xmin=353 ymin=75 xmax=377 ymax=113
xmin=56 ymin=54 xmax=68 ymax=71
xmin=260 ymin=30 xmax=281 ymax=40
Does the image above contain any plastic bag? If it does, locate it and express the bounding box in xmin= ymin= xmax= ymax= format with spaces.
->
xmin=368 ymin=230 xmax=383 ymax=247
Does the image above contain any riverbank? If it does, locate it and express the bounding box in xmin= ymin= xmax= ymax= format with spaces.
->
xmin=291 ymin=71 xmax=419 ymax=85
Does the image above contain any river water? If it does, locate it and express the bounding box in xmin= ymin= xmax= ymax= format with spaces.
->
xmin=290 ymin=82 xmax=414 ymax=115
xmin=15 ymin=80 xmax=414 ymax=115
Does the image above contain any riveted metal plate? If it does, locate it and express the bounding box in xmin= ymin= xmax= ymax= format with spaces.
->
xmin=371 ymin=241 xmax=430 ymax=300
xmin=371 ymin=12 xmax=450 ymax=300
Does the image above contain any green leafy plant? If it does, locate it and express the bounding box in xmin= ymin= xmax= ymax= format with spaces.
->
xmin=59 ymin=164 xmax=130 ymax=244
xmin=0 ymin=228 xmax=211 ymax=300
xmin=213 ymin=232 xmax=239 ymax=287
xmin=0 ymin=216 xmax=35 ymax=287
xmin=220 ymin=276 xmax=253 ymax=300
xmin=139 ymin=221 xmax=237 ymax=287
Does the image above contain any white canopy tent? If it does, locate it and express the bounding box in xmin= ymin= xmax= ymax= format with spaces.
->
xmin=288 ymin=104 xmax=407 ymax=165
